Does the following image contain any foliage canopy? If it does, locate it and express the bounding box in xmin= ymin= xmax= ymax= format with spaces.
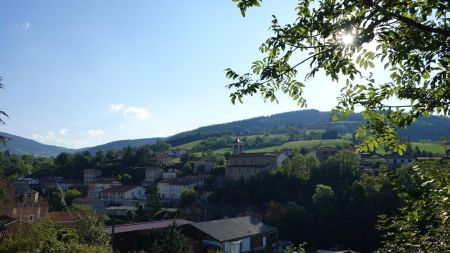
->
xmin=227 ymin=0 xmax=450 ymax=154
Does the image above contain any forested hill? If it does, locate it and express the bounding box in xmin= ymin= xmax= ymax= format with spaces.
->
xmin=81 ymin=138 xmax=160 ymax=154
xmin=0 ymin=132 xmax=76 ymax=157
xmin=1 ymin=110 xmax=449 ymax=156
xmin=166 ymin=110 xmax=450 ymax=146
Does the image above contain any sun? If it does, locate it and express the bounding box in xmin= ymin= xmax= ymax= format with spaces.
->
xmin=341 ymin=33 xmax=354 ymax=45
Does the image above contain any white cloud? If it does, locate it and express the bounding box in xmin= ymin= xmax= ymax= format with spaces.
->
xmin=31 ymin=131 xmax=89 ymax=148
xmin=110 ymin=103 xmax=150 ymax=120
xmin=119 ymin=124 xmax=126 ymax=130
xmin=59 ymin=128 xmax=68 ymax=135
xmin=122 ymin=106 xmax=150 ymax=119
xmin=81 ymin=129 xmax=105 ymax=137
xmin=110 ymin=103 xmax=125 ymax=112
xmin=16 ymin=21 xmax=30 ymax=30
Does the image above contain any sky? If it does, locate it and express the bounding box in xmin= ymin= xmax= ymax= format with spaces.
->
xmin=0 ymin=0 xmax=364 ymax=148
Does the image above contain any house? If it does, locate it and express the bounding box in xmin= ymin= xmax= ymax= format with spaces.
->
xmin=157 ymin=176 xmax=206 ymax=200
xmin=87 ymin=177 xmax=121 ymax=199
xmin=145 ymin=167 xmax=164 ymax=182
xmin=183 ymin=216 xmax=278 ymax=253
xmin=14 ymin=178 xmax=31 ymax=194
xmin=173 ymin=149 xmax=187 ymax=158
xmin=386 ymin=154 xmax=415 ymax=169
xmin=359 ymin=153 xmax=385 ymax=170
xmin=58 ymin=179 xmax=82 ymax=191
xmin=152 ymin=152 xmax=171 ymax=166
xmin=163 ymin=169 xmax=178 ymax=179
xmin=194 ymin=158 xmax=215 ymax=173
xmin=100 ymin=185 xmax=146 ymax=207
xmin=14 ymin=177 xmax=39 ymax=194
xmin=315 ymin=147 xmax=338 ymax=162
xmin=83 ymin=169 xmax=102 ymax=184
xmin=11 ymin=190 xmax=48 ymax=224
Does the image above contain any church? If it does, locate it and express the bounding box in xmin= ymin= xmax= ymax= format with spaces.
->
xmin=225 ymin=139 xmax=286 ymax=181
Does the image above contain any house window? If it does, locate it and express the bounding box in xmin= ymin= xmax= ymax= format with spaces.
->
xmin=29 ymin=215 xmax=35 ymax=222
xmin=251 ymin=235 xmax=264 ymax=248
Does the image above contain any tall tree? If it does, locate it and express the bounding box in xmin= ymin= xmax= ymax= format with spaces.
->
xmin=226 ymin=0 xmax=449 ymax=154
xmin=147 ymin=186 xmax=162 ymax=217
xmin=377 ymin=161 xmax=450 ymax=252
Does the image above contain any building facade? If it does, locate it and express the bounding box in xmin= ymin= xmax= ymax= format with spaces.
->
xmin=226 ymin=152 xmax=285 ymax=181
xmin=99 ymin=185 xmax=146 ymax=207
xmin=145 ymin=167 xmax=164 ymax=182
xmin=83 ymin=169 xmax=102 ymax=184
xmin=157 ymin=176 xmax=206 ymax=200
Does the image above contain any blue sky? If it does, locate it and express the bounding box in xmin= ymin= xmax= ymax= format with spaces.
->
xmin=0 ymin=0 xmax=354 ymax=148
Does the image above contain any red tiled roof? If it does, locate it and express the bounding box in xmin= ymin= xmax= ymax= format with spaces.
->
xmin=105 ymin=219 xmax=193 ymax=234
xmin=48 ymin=211 xmax=92 ymax=223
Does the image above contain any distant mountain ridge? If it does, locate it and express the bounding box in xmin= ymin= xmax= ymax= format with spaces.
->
xmin=0 ymin=132 xmax=76 ymax=157
xmin=1 ymin=109 xmax=449 ymax=157
xmin=0 ymin=132 xmax=160 ymax=157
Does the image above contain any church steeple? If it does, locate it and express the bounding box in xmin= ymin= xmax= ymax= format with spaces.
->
xmin=233 ymin=138 xmax=244 ymax=154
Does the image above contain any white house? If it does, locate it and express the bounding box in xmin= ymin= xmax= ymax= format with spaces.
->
xmin=163 ymin=169 xmax=177 ymax=179
xmin=157 ymin=176 xmax=206 ymax=200
xmin=100 ymin=185 xmax=146 ymax=207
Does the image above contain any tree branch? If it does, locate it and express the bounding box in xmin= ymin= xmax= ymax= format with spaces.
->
xmin=393 ymin=14 xmax=450 ymax=37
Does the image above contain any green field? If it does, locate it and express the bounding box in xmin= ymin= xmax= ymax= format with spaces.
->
xmin=174 ymin=136 xmax=444 ymax=156
xmin=246 ymin=139 xmax=351 ymax=153
xmin=412 ymin=142 xmax=445 ymax=155
xmin=174 ymin=140 xmax=202 ymax=150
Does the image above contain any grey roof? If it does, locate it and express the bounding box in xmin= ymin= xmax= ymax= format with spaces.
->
xmin=100 ymin=185 xmax=142 ymax=194
xmin=228 ymin=164 xmax=270 ymax=168
xmin=190 ymin=216 xmax=276 ymax=242
xmin=231 ymin=152 xmax=282 ymax=158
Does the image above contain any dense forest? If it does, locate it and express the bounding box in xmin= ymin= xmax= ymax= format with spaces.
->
xmin=210 ymin=152 xmax=450 ymax=252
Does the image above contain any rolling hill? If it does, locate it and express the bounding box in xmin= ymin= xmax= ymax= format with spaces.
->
xmin=0 ymin=132 xmax=161 ymax=157
xmin=0 ymin=132 xmax=76 ymax=157
xmin=1 ymin=109 xmax=449 ymax=157
xmin=82 ymin=137 xmax=161 ymax=155
xmin=166 ymin=110 xmax=450 ymax=146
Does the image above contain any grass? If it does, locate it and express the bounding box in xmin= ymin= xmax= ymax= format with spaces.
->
xmin=174 ymin=135 xmax=445 ymax=156
xmin=174 ymin=140 xmax=202 ymax=150
xmin=246 ymin=139 xmax=351 ymax=153
xmin=412 ymin=142 xmax=445 ymax=155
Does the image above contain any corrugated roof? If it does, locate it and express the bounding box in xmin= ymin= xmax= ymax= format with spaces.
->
xmin=190 ymin=216 xmax=276 ymax=242
xmin=228 ymin=164 xmax=270 ymax=168
xmin=105 ymin=219 xmax=193 ymax=234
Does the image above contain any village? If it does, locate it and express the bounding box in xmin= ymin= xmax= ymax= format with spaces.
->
xmin=2 ymin=136 xmax=448 ymax=253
